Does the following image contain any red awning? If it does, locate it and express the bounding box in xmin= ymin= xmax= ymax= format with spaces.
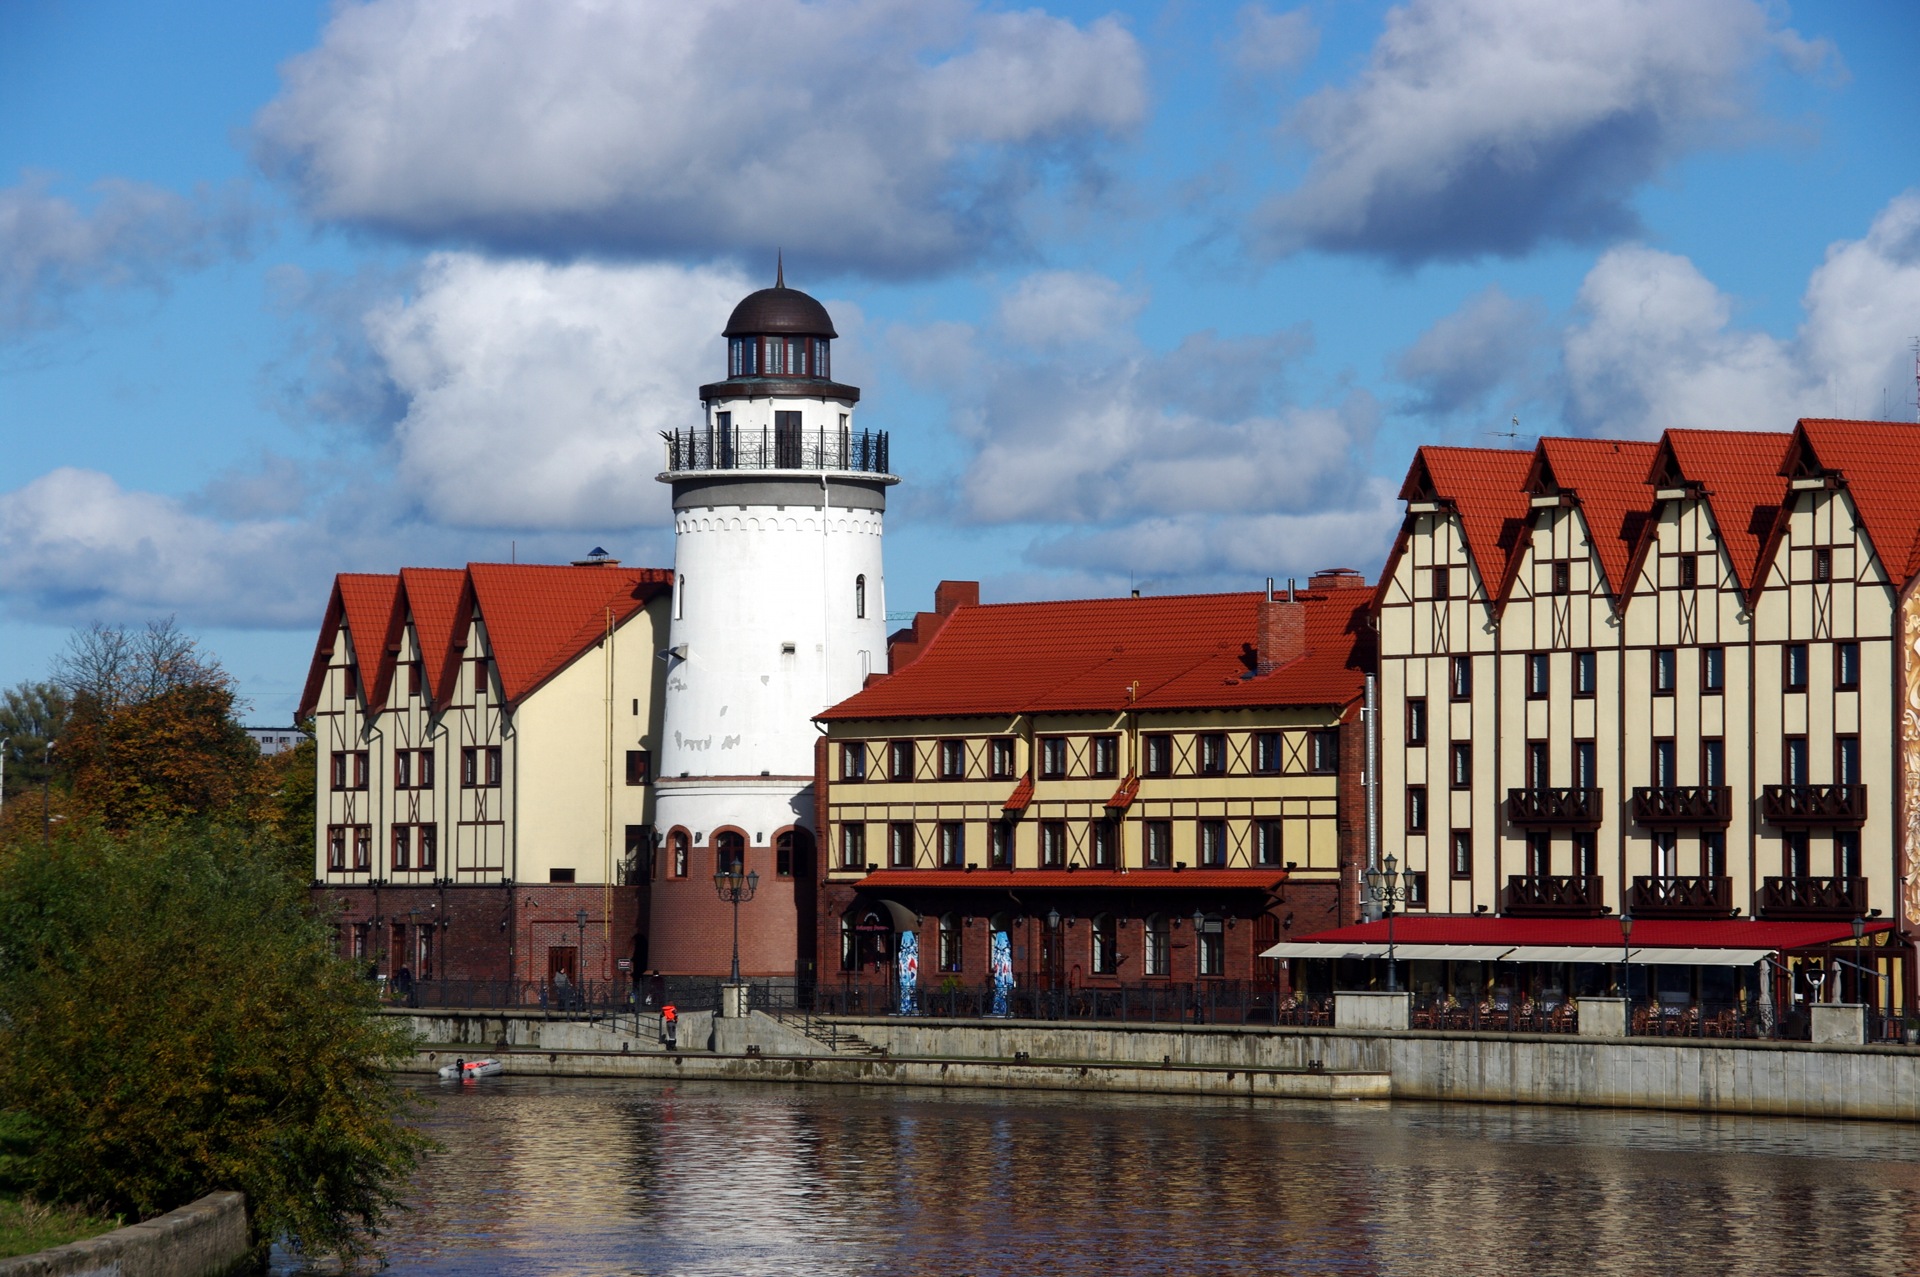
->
xmin=1003 ymin=774 xmax=1034 ymax=813
xmin=1270 ymin=915 xmax=1887 ymax=952
xmin=857 ymin=868 xmax=1285 ymax=891
xmin=1105 ymin=772 xmax=1140 ymax=811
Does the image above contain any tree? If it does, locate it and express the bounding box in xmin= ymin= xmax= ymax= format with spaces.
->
xmin=0 ymin=682 xmax=69 ymax=803
xmin=0 ymin=822 xmax=427 ymax=1262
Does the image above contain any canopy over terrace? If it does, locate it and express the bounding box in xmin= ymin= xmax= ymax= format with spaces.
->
xmin=1261 ymin=915 xmax=1891 ymax=963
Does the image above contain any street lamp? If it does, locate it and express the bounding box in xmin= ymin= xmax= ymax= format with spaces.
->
xmin=1362 ymin=853 xmax=1416 ymax=991
xmin=713 ymin=868 xmax=760 ymax=984
xmin=1619 ymin=912 xmax=1634 ymax=1007
xmin=576 ymin=908 xmax=589 ymax=997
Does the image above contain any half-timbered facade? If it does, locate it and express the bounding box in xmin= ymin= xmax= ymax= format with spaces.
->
xmin=815 ymin=574 xmax=1371 ymax=1002
xmin=301 ymin=558 xmax=673 ymax=988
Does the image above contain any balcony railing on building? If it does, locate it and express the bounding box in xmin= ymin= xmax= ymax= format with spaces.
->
xmin=1628 ymin=875 xmax=1734 ymax=918
xmin=1506 ymin=787 xmax=1603 ymax=827
xmin=662 ymin=424 xmax=890 ymax=475
xmin=1761 ymin=784 xmax=1867 ymax=827
xmin=1502 ymin=874 xmax=1608 ymax=917
xmin=1758 ymin=875 xmax=1868 ymax=920
xmin=1631 ymin=785 xmax=1732 ymax=827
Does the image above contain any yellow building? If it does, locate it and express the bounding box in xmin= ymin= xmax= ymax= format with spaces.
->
xmin=813 ymin=575 xmax=1370 ymax=1002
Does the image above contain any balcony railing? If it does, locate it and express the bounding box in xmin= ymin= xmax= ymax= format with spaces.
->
xmin=1761 ymin=784 xmax=1868 ymax=827
xmin=1631 ymin=786 xmax=1732 ymax=827
xmin=1506 ymin=787 xmax=1604 ymax=827
xmin=662 ymin=425 xmax=891 ymax=475
xmin=1628 ymin=875 xmax=1734 ymax=918
xmin=1757 ymin=875 xmax=1868 ymax=920
xmin=1502 ymin=875 xmax=1608 ymax=917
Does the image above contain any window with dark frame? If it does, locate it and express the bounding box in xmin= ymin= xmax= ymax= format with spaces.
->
xmin=1406 ymin=785 xmax=1428 ymax=834
xmin=1702 ymin=646 xmax=1725 ymax=693
xmin=1837 ymin=734 xmax=1861 ymax=787
xmin=471 ymin=657 xmax=488 ymax=698
xmin=938 ymin=822 xmax=965 ymax=868
xmin=939 ymin=739 xmax=966 ymax=780
xmin=1837 ymin=641 xmax=1860 ymax=690
xmin=889 ymin=739 xmax=916 ymax=781
xmin=1406 ymin=698 xmax=1428 ymax=745
xmin=1574 ymin=740 xmax=1597 ymax=790
xmin=1196 ymin=915 xmax=1225 ymax=976
xmin=391 ymin=824 xmax=409 ymax=872
xmin=1450 ymin=655 xmax=1472 ymax=701
xmin=1039 ymin=737 xmax=1067 ymax=779
xmin=841 ymin=742 xmax=867 ymax=781
xmin=1677 ymin=555 xmax=1696 ymax=589
xmin=1527 ymin=653 xmax=1549 ymax=699
xmin=1040 ymin=821 xmax=1067 ymax=868
xmin=1785 ymin=830 xmax=1811 ymax=879
xmin=1091 ymin=735 xmax=1119 ymax=778
xmin=1089 ymin=820 xmax=1116 ymax=868
xmin=1091 ymin=915 xmax=1118 ymax=975
xmin=1526 ymin=831 xmax=1550 ymax=877
xmin=1450 ymin=742 xmax=1472 ymax=790
xmin=352 ymin=825 xmax=371 ymax=871
xmin=1405 ymin=871 xmax=1429 ymax=908
xmin=840 ymin=823 xmax=866 ymax=869
xmin=1527 ymin=740 xmax=1549 ymax=790
xmin=1143 ymin=914 xmax=1170 ymax=976
xmin=1255 ymin=819 xmax=1284 ymax=867
xmin=1784 ymin=735 xmax=1810 ymax=786
xmin=988 ymin=821 xmax=1013 ymax=868
xmin=327 ymin=825 xmax=348 ymax=871
xmin=394 ymin=751 xmax=412 ymax=789
xmin=1198 ymin=819 xmax=1227 ymax=868
xmin=1450 ymin=830 xmax=1471 ymax=879
xmin=1702 ymin=831 xmax=1726 ymax=881
xmin=417 ymin=824 xmax=437 ymax=872
xmin=1255 ymin=732 xmax=1283 ymax=772
xmin=1309 ymin=729 xmax=1339 ymax=774
xmin=1653 ymin=738 xmax=1677 ymax=788
xmin=938 ymin=914 xmax=963 ymax=973
xmin=672 ymin=830 xmax=688 ymax=877
xmin=776 ymin=831 xmax=795 ymax=878
xmin=1572 ymin=831 xmax=1597 ymax=878
xmin=1653 ymin=648 xmax=1677 ymax=695
xmin=331 ymin=750 xmax=369 ymax=791
xmin=461 ymin=745 xmax=502 ymax=788
xmin=1574 ymin=650 xmax=1597 ymax=697
xmin=1552 ymin=561 xmax=1571 ymax=596
xmin=1813 ymin=547 xmax=1833 ymax=582
xmin=889 ymin=822 xmax=915 ymax=869
xmin=1702 ymin=738 xmax=1724 ymax=789
xmin=549 ymin=867 xmax=575 ymax=884
xmin=1431 ymin=565 xmax=1451 ymax=600
xmin=989 ymin=738 xmax=1016 ymax=779
xmin=1143 ymin=735 xmax=1172 ymax=777
xmin=1835 ymin=830 xmax=1861 ymax=882
xmin=408 ymin=662 xmax=423 ymax=697
xmin=625 ymin=750 xmax=650 ymax=786
xmin=342 ymin=665 xmax=358 ymax=700
xmin=1784 ymin=644 xmax=1809 ymax=692
xmin=1198 ymin=734 xmax=1227 ymax=775
xmin=1143 ymin=820 xmax=1172 ymax=867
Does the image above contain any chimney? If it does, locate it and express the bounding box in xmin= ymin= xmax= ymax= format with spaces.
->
xmin=889 ymin=581 xmax=979 ymax=673
xmin=1257 ymin=589 xmax=1306 ymax=675
xmin=1307 ymin=567 xmax=1367 ymax=591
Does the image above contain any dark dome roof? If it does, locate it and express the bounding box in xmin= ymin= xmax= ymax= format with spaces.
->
xmin=723 ymin=285 xmax=837 ymax=339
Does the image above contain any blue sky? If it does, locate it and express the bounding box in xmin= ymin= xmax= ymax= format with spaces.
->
xmin=4 ymin=0 xmax=1920 ymax=722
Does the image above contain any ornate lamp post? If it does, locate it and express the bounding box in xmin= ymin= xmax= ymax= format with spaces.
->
xmin=1619 ymin=912 xmax=1634 ymax=1009
xmin=713 ymin=868 xmax=760 ymax=984
xmin=1362 ymin=853 xmax=1416 ymax=992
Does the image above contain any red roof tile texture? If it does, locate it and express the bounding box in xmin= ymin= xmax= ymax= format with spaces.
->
xmin=1401 ymin=447 xmax=1535 ymax=596
xmin=336 ymin=574 xmax=402 ymax=705
xmin=1657 ymin=429 xmax=1791 ymax=591
xmin=819 ymin=589 xmax=1369 ymax=722
xmin=399 ymin=567 xmax=466 ymax=701
xmin=1793 ymin=419 xmax=1920 ymax=584
xmin=1530 ymin=438 xmax=1659 ymax=595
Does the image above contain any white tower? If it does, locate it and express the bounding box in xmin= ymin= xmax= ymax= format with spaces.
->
xmin=648 ymin=267 xmax=895 ymax=980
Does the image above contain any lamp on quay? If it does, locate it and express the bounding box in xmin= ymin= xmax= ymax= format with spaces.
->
xmin=713 ymin=869 xmax=760 ymax=984
xmin=1619 ymin=912 xmax=1634 ymax=1004
xmin=1362 ymin=853 xmax=1416 ymax=991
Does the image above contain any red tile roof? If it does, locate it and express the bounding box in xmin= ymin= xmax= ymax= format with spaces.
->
xmin=1387 ymin=447 xmax=1534 ymax=605
xmin=1791 ymin=419 xmax=1920 ymax=586
xmin=854 ymin=868 xmax=1286 ymax=892
xmin=1652 ymin=429 xmax=1791 ymax=594
xmin=1003 ymin=774 xmax=1034 ymax=812
xmin=819 ymin=589 xmax=1369 ymax=722
xmin=297 ymin=562 xmax=671 ymax=717
xmin=1280 ymin=915 xmax=1887 ymax=950
xmin=1524 ymin=438 xmax=1659 ymax=597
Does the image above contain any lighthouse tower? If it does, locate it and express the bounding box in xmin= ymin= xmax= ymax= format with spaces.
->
xmin=648 ymin=267 xmax=895 ymax=985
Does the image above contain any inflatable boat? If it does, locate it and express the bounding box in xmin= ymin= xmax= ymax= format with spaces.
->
xmin=437 ymin=1058 xmax=504 ymax=1080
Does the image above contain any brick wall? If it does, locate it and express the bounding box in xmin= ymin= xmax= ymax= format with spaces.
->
xmin=645 ymin=854 xmax=804 ymax=977
xmin=317 ymin=882 xmax=646 ymax=983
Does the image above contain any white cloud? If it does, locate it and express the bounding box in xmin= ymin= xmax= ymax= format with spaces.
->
xmin=1255 ymin=0 xmax=1824 ymax=264
xmin=255 ymin=0 xmax=1146 ymax=276
xmin=1563 ymin=192 xmax=1920 ymax=435
xmin=1229 ymin=5 xmax=1319 ymax=75
xmin=1393 ymin=284 xmax=1548 ymax=416
xmin=366 ymin=254 xmax=754 ymax=530
xmin=996 ymin=270 xmax=1144 ymax=349
xmin=0 ymin=174 xmax=258 ymax=335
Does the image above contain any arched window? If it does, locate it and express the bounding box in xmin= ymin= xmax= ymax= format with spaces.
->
xmin=670 ymin=830 xmax=689 ymax=878
xmin=715 ymin=830 xmax=746 ymax=875
xmin=675 ymin=574 xmax=684 ymax=620
xmin=939 ymin=913 xmax=963 ymax=972
xmin=855 ymin=574 xmax=866 ymax=619
xmin=1143 ymin=914 xmax=1169 ymax=977
xmin=840 ymin=915 xmax=856 ymax=971
xmin=1091 ymin=914 xmax=1118 ymax=975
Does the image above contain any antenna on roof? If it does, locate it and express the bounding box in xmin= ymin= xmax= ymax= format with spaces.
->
xmin=776 ymin=250 xmax=785 ymax=289
xmin=1487 ymin=415 xmax=1522 ymax=444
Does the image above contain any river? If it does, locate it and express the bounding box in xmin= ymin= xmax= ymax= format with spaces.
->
xmin=286 ymin=1075 xmax=1920 ymax=1275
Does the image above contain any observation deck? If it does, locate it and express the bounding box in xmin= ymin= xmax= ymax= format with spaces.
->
xmin=659 ymin=424 xmax=896 ymax=483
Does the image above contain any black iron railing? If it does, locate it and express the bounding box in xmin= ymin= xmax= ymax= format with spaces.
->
xmin=1761 ymin=784 xmax=1868 ymax=826
xmin=662 ymin=425 xmax=890 ymax=474
xmin=1506 ymin=787 xmax=1604 ymax=827
xmin=400 ymin=975 xmax=725 ymax=1017
xmin=1502 ymin=874 xmax=1608 ymax=917
xmin=781 ymin=982 xmax=1299 ymax=1026
xmin=1757 ymin=875 xmax=1869 ymax=919
xmin=1628 ymin=875 xmax=1735 ymax=918
xmin=1631 ymin=785 xmax=1733 ymax=826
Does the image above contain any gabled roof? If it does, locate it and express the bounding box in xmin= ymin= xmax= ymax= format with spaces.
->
xmin=819 ymin=589 xmax=1369 ymax=722
xmin=1383 ymin=447 xmax=1533 ymax=608
xmin=297 ymin=562 xmax=672 ymax=719
xmin=1633 ymin=429 xmax=1790 ymax=596
xmin=1787 ymin=419 xmax=1920 ymax=586
xmin=1518 ymin=438 xmax=1659 ymax=599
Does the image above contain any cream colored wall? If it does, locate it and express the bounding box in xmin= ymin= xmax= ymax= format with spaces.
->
xmin=314 ymin=625 xmax=374 ymax=878
xmin=824 ymin=705 xmax=1345 ymax=882
xmin=512 ymin=596 xmax=668 ymax=885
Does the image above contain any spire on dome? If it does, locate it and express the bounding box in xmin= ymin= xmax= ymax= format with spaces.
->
xmin=776 ymin=250 xmax=784 ymax=289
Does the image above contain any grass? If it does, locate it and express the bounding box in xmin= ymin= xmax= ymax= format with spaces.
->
xmin=0 ymin=1194 xmax=119 ymax=1259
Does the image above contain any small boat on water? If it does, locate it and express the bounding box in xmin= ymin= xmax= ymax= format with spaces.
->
xmin=437 ymin=1058 xmax=504 ymax=1080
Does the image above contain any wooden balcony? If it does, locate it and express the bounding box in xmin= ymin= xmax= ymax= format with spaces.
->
xmin=1757 ymin=876 xmax=1868 ymax=920
xmin=1505 ymin=788 xmax=1604 ymax=828
xmin=1502 ymin=875 xmax=1608 ymax=918
xmin=1631 ymin=786 xmax=1732 ymax=827
xmin=1761 ymin=784 xmax=1867 ymax=827
xmin=1628 ymin=875 xmax=1734 ymax=919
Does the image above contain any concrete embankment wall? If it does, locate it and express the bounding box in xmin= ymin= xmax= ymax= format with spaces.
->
xmin=395 ymin=1009 xmax=1920 ymax=1121
xmin=0 ymin=1191 xmax=249 ymax=1277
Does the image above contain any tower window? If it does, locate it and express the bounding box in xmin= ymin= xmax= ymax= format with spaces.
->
xmin=815 ymin=339 xmax=831 ymax=379
xmin=855 ymin=574 xmax=867 ymax=619
xmin=675 ymin=574 xmax=684 ymax=620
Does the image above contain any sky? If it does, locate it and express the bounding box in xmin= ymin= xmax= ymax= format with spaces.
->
xmin=4 ymin=0 xmax=1920 ymax=722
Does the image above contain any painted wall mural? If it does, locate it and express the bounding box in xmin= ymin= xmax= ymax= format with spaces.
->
xmin=990 ymin=930 xmax=1014 ymax=1016
xmin=897 ymin=928 xmax=919 ymax=1015
xmin=1900 ymin=583 xmax=1920 ymax=931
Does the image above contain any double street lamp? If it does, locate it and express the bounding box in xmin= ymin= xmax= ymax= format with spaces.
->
xmin=713 ymin=868 xmax=760 ymax=984
xmin=1362 ymin=853 xmax=1417 ymax=991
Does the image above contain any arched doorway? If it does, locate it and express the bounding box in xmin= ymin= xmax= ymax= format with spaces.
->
xmin=715 ymin=830 xmax=745 ymax=875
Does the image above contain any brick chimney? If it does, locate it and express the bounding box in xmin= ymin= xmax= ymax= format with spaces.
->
xmin=888 ymin=580 xmax=979 ymax=673
xmin=1257 ymin=579 xmax=1306 ymax=675
xmin=1307 ymin=567 xmax=1366 ymax=590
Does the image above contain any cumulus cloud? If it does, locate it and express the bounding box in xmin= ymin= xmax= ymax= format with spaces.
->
xmin=996 ymin=270 xmax=1144 ymax=349
xmin=1254 ymin=0 xmax=1827 ymax=265
xmin=1229 ymin=5 xmax=1319 ymax=75
xmin=0 ymin=174 xmax=259 ymax=335
xmin=1563 ymin=192 xmax=1920 ymax=435
xmin=254 ymin=0 xmax=1146 ymax=276
xmin=367 ymin=253 xmax=754 ymax=529
xmin=1393 ymin=284 xmax=1548 ymax=417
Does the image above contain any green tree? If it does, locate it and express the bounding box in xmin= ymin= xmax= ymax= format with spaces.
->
xmin=0 ymin=822 xmax=427 ymax=1262
xmin=0 ymin=682 xmax=69 ymax=803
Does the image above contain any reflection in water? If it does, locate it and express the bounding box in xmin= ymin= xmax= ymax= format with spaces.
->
xmin=291 ymin=1077 xmax=1920 ymax=1275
